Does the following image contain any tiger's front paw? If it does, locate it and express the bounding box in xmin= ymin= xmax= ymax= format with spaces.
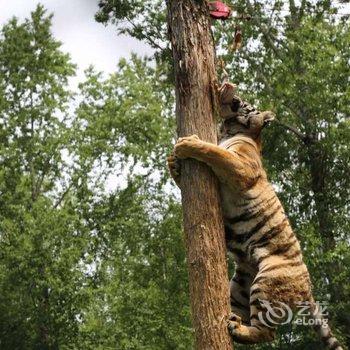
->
xmin=227 ymin=313 xmax=242 ymax=335
xmin=174 ymin=134 xmax=202 ymax=159
xmin=167 ymin=152 xmax=181 ymax=186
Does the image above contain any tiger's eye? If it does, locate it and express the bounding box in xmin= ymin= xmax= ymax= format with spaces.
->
xmin=231 ymin=99 xmax=241 ymax=113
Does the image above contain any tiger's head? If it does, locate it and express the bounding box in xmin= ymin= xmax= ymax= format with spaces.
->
xmin=219 ymin=83 xmax=275 ymax=140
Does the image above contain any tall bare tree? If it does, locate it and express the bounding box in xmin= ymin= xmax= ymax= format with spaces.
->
xmin=166 ymin=1 xmax=233 ymax=349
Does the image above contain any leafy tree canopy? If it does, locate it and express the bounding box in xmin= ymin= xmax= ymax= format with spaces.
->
xmin=95 ymin=0 xmax=350 ymax=347
xmin=0 ymin=2 xmax=349 ymax=349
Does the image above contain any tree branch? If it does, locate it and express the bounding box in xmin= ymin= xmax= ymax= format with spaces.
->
xmin=289 ymin=0 xmax=297 ymax=17
xmin=125 ymin=17 xmax=165 ymax=51
xmin=274 ymin=118 xmax=309 ymax=142
xmin=53 ymin=182 xmax=74 ymax=209
xmin=245 ymin=0 xmax=286 ymax=60
xmin=299 ymin=0 xmax=307 ymax=18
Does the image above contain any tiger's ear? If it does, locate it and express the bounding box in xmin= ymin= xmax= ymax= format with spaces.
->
xmin=219 ymin=82 xmax=237 ymax=104
xmin=262 ymin=111 xmax=275 ymax=124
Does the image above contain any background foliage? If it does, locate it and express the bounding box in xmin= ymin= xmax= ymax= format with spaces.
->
xmin=0 ymin=1 xmax=349 ymax=349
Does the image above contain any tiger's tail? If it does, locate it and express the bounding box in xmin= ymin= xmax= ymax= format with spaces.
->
xmin=310 ymin=299 xmax=344 ymax=350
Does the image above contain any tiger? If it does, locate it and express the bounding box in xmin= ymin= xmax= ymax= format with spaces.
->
xmin=167 ymin=82 xmax=343 ymax=349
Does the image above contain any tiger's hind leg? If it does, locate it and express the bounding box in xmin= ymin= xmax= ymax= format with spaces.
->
xmin=228 ymin=312 xmax=276 ymax=344
xmin=228 ymin=277 xmax=276 ymax=343
xmin=230 ymin=257 xmax=312 ymax=344
xmin=228 ymin=301 xmax=276 ymax=343
xmin=229 ymin=270 xmax=253 ymax=326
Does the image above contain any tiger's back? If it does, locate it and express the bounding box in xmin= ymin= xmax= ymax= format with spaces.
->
xmin=219 ymin=135 xmax=312 ymax=317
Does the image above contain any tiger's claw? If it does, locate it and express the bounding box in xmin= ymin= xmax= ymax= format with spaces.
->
xmin=167 ymin=153 xmax=181 ymax=186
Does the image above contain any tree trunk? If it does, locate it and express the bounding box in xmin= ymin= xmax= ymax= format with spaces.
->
xmin=166 ymin=1 xmax=233 ymax=349
xmin=307 ymin=143 xmax=350 ymax=347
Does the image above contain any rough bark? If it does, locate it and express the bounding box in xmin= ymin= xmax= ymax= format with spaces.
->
xmin=166 ymin=1 xmax=233 ymax=349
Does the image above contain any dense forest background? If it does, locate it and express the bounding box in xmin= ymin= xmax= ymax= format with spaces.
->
xmin=0 ymin=1 xmax=349 ymax=349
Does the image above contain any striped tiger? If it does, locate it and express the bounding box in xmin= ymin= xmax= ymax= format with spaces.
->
xmin=167 ymin=82 xmax=343 ymax=349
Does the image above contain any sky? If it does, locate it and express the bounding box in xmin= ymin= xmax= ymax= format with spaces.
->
xmin=0 ymin=0 xmax=154 ymax=81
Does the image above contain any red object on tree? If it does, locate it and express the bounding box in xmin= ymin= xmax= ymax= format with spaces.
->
xmin=209 ymin=1 xmax=231 ymax=20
